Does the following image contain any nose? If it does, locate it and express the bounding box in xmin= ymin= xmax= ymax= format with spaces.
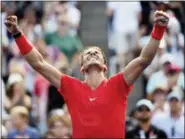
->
xmin=90 ymin=52 xmax=96 ymax=55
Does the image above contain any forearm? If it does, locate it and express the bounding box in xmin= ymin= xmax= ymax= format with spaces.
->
xmin=14 ymin=33 xmax=45 ymax=70
xmin=139 ymin=22 xmax=166 ymax=66
xmin=140 ymin=38 xmax=160 ymax=65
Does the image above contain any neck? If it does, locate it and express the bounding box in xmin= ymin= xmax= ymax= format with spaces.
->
xmin=16 ymin=123 xmax=27 ymax=132
xmin=84 ymin=70 xmax=106 ymax=90
xmin=171 ymin=111 xmax=180 ymax=119
xmin=139 ymin=120 xmax=151 ymax=132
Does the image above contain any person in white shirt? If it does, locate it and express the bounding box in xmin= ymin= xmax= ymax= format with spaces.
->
xmin=152 ymin=92 xmax=184 ymax=138
xmin=106 ymin=1 xmax=141 ymax=70
xmin=146 ymin=53 xmax=174 ymax=94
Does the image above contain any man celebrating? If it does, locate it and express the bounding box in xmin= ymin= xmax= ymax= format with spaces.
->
xmin=5 ymin=11 xmax=169 ymax=138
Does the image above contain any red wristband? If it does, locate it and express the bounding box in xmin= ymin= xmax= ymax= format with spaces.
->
xmin=15 ymin=34 xmax=33 ymax=55
xmin=151 ymin=24 xmax=166 ymax=40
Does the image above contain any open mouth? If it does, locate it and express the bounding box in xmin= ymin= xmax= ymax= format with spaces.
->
xmin=88 ymin=56 xmax=98 ymax=60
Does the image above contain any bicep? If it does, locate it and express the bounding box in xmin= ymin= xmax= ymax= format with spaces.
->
xmin=123 ymin=57 xmax=146 ymax=86
xmin=37 ymin=61 xmax=62 ymax=88
xmin=24 ymin=48 xmax=62 ymax=88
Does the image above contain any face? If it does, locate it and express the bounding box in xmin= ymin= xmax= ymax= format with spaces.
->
xmin=81 ymin=47 xmax=106 ymax=73
xmin=51 ymin=120 xmax=69 ymax=138
xmin=152 ymin=89 xmax=167 ymax=104
xmin=169 ymin=98 xmax=181 ymax=113
xmin=13 ymin=83 xmax=24 ymax=96
xmin=10 ymin=113 xmax=26 ymax=128
xmin=136 ymin=106 xmax=151 ymax=123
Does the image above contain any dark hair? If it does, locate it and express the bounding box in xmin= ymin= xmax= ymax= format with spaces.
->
xmin=80 ymin=46 xmax=107 ymax=67
xmin=7 ymin=83 xmax=17 ymax=100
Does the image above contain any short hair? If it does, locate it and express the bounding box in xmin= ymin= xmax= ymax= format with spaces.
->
xmin=80 ymin=46 xmax=107 ymax=67
xmin=10 ymin=106 xmax=29 ymax=119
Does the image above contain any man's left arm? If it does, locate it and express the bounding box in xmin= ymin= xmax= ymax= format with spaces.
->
xmin=123 ymin=11 xmax=169 ymax=86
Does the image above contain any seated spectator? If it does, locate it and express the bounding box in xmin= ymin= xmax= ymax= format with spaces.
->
xmin=106 ymin=2 xmax=141 ymax=70
xmin=4 ymin=73 xmax=31 ymax=113
xmin=47 ymin=109 xmax=72 ymax=138
xmin=167 ymin=63 xmax=184 ymax=92
xmin=44 ymin=15 xmax=83 ymax=62
xmin=55 ymin=1 xmax=81 ymax=36
xmin=147 ymin=83 xmax=169 ymax=118
xmin=7 ymin=106 xmax=40 ymax=138
xmin=146 ymin=53 xmax=174 ymax=95
xmin=126 ymin=99 xmax=167 ymax=138
xmin=152 ymin=92 xmax=184 ymax=138
xmin=43 ymin=1 xmax=81 ymax=36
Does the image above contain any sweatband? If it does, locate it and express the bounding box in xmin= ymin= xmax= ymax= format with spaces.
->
xmin=15 ymin=34 xmax=33 ymax=55
xmin=151 ymin=24 xmax=166 ymax=40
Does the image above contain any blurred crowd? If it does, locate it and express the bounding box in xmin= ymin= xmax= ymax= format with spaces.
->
xmin=1 ymin=1 xmax=184 ymax=138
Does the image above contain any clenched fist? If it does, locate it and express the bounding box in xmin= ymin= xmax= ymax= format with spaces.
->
xmin=153 ymin=10 xmax=169 ymax=27
xmin=4 ymin=15 xmax=21 ymax=35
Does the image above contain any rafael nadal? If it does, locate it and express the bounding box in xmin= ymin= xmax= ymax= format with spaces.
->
xmin=5 ymin=10 xmax=169 ymax=138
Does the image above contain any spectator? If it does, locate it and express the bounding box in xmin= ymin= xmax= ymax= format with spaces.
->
xmin=47 ymin=109 xmax=72 ymax=138
xmin=44 ymin=16 xmax=83 ymax=62
xmin=56 ymin=1 xmax=81 ymax=36
xmin=146 ymin=53 xmax=173 ymax=95
xmin=148 ymin=83 xmax=169 ymax=118
xmin=4 ymin=73 xmax=31 ymax=113
xmin=126 ymin=99 xmax=167 ymax=138
xmin=7 ymin=106 xmax=40 ymax=138
xmin=106 ymin=2 xmax=141 ymax=70
xmin=152 ymin=92 xmax=184 ymax=138
xmin=167 ymin=63 xmax=184 ymax=92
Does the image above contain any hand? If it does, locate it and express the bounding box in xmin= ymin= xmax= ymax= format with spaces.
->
xmin=4 ymin=15 xmax=21 ymax=35
xmin=153 ymin=10 xmax=169 ymax=27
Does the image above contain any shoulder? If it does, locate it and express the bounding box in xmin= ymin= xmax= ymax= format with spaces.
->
xmin=60 ymin=74 xmax=82 ymax=91
xmin=7 ymin=129 xmax=17 ymax=137
xmin=125 ymin=126 xmax=139 ymax=138
xmin=27 ymin=127 xmax=40 ymax=136
xmin=108 ymin=72 xmax=134 ymax=97
xmin=151 ymin=125 xmax=167 ymax=138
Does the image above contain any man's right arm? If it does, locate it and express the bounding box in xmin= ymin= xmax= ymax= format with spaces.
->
xmin=24 ymin=48 xmax=62 ymax=88
xmin=5 ymin=15 xmax=62 ymax=88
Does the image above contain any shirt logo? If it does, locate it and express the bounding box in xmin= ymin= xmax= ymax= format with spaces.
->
xmin=89 ymin=97 xmax=97 ymax=102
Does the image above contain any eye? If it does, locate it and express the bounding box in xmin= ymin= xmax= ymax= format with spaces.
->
xmin=85 ymin=52 xmax=90 ymax=55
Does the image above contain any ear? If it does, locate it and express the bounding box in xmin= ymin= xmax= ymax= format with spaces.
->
xmin=102 ymin=65 xmax=107 ymax=73
xmin=80 ymin=66 xmax=85 ymax=74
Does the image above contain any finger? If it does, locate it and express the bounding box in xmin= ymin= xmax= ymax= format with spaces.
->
xmin=6 ymin=15 xmax=17 ymax=22
xmin=155 ymin=16 xmax=169 ymax=24
xmin=155 ymin=11 xmax=169 ymax=19
xmin=10 ymin=15 xmax=17 ymax=22
xmin=4 ymin=20 xmax=16 ymax=26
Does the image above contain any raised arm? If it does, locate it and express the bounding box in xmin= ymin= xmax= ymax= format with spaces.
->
xmin=123 ymin=11 xmax=169 ymax=86
xmin=5 ymin=16 xmax=62 ymax=88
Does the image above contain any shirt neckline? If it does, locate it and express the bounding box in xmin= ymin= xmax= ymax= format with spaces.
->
xmin=83 ymin=79 xmax=107 ymax=92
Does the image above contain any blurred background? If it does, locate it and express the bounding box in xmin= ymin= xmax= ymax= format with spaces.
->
xmin=1 ymin=1 xmax=184 ymax=138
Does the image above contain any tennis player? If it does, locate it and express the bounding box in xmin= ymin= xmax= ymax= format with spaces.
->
xmin=5 ymin=10 xmax=169 ymax=138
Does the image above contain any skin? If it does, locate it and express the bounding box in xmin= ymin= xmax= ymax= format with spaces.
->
xmin=169 ymin=98 xmax=182 ymax=119
xmin=5 ymin=11 xmax=169 ymax=92
xmin=10 ymin=113 xmax=28 ymax=132
xmin=136 ymin=106 xmax=152 ymax=132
